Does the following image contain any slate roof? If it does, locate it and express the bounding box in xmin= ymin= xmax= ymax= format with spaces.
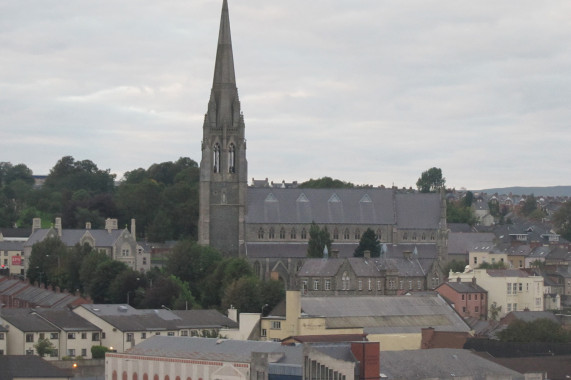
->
xmin=77 ymin=305 xmax=237 ymax=331
xmin=502 ymin=311 xmax=560 ymax=324
xmin=124 ymin=336 xmax=302 ymax=364
xmin=1 ymin=309 xmax=59 ymax=332
xmin=246 ymin=188 xmax=441 ymax=228
xmin=0 ymin=240 xmax=24 ymax=250
xmin=298 ymin=256 xmax=434 ymax=278
xmin=0 ymin=355 xmax=72 ymax=379
xmin=34 ymin=308 xmax=100 ymax=331
xmin=506 ymin=245 xmax=532 ymax=256
xmin=0 ymin=228 xmax=32 ymax=239
xmin=311 ymin=343 xmax=356 ymax=362
xmin=379 ymin=349 xmax=524 ymax=380
xmin=474 ymin=353 xmax=571 ymax=380
xmin=299 ymin=294 xmax=471 ymax=333
xmin=285 ymin=334 xmax=368 ymax=343
xmin=24 ymin=228 xmax=127 ymax=248
xmin=0 ymin=278 xmax=84 ymax=308
xmin=448 ymin=232 xmax=496 ymax=255
xmin=439 ymin=281 xmax=488 ymax=294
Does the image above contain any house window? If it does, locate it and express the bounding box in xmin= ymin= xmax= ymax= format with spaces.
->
xmin=408 ymin=280 xmax=413 ymax=290
xmin=290 ymin=228 xmax=297 ymax=239
xmin=325 ymin=279 xmax=331 ymax=290
xmin=507 ymin=303 xmax=512 ymax=312
xmin=462 ymin=295 xmax=465 ymax=300
xmin=462 ymin=307 xmax=466 ymax=313
xmin=0 ymin=333 xmax=4 ymax=340
xmin=417 ymin=280 xmax=422 ymax=290
xmin=143 ymin=257 xmax=147 ymax=265
xmin=279 ymin=228 xmax=286 ymax=239
xmin=474 ymin=294 xmax=478 ymax=300
xmin=81 ymin=332 xmax=87 ymax=339
xmin=519 ymin=283 xmax=522 ymax=292
xmin=354 ymin=229 xmax=361 ymax=240
xmin=313 ymin=280 xmax=319 ymax=291
xmin=302 ymin=280 xmax=308 ymax=294
xmin=68 ymin=333 xmax=76 ymax=340
xmin=475 ymin=306 xmax=479 ymax=312
xmin=377 ymin=280 xmax=382 ymax=291
xmin=271 ymin=321 xmax=281 ymax=329
xmin=412 ymin=233 xmax=417 ymax=241
xmin=155 ymin=332 xmax=160 ymax=335
xmin=26 ymin=334 xmax=34 ymax=343
xmin=261 ymin=329 xmax=267 ymax=337
xmin=368 ymin=279 xmax=372 ymax=291
xmin=513 ymin=282 xmax=517 ymax=294
xmin=403 ymin=232 xmax=408 ymax=241
xmin=399 ymin=280 xmax=404 ymax=290
xmin=126 ymin=333 xmax=133 ymax=342
xmin=141 ymin=333 xmax=146 ymax=339
xmin=50 ymin=349 xmax=58 ymax=357
xmin=358 ymin=280 xmax=362 ymax=290
xmin=167 ymin=332 xmax=175 ymax=336
xmin=67 ymin=349 xmax=76 ymax=357
xmin=191 ymin=330 xmax=199 ymax=337
xmin=389 ymin=280 xmax=395 ymax=289
xmin=102 ymin=332 xmax=106 ymax=339
xmin=535 ymin=298 xmax=542 ymax=306
xmin=301 ymin=228 xmax=307 ymax=239
xmin=474 ymin=257 xmax=478 ymax=264
xmin=513 ymin=303 xmax=517 ymax=311
xmin=81 ymin=349 xmax=87 ymax=357
xmin=121 ymin=249 xmax=130 ymax=257
xmin=519 ymin=260 xmax=523 ymax=268
xmin=181 ymin=330 xmax=188 ymax=336
xmin=507 ymin=283 xmax=512 ymax=294
xmin=421 ymin=233 xmax=426 ymax=241
xmin=39 ymin=333 xmax=45 ymax=340
xmin=91 ymin=332 xmax=99 ymax=341
xmin=468 ymin=294 xmax=472 ymax=300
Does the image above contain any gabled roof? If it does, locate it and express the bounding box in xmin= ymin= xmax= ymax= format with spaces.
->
xmin=25 ymin=227 xmax=129 ymax=248
xmin=1 ymin=309 xmax=59 ymax=332
xmin=77 ymin=304 xmax=237 ymax=331
xmin=34 ymin=308 xmax=100 ymax=331
xmin=438 ymin=281 xmax=487 ymax=294
xmin=448 ymin=232 xmax=496 ymax=255
xmin=0 ymin=355 xmax=72 ymax=379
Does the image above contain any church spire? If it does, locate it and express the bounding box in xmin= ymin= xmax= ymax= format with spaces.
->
xmin=213 ymin=0 xmax=236 ymax=86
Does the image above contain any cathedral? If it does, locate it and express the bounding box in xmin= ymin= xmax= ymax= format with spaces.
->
xmin=198 ymin=1 xmax=448 ymax=290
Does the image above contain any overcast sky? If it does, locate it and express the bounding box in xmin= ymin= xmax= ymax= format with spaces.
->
xmin=2 ymin=1 xmax=570 ymax=190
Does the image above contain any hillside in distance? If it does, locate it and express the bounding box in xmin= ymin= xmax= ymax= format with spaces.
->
xmin=474 ymin=186 xmax=571 ymax=197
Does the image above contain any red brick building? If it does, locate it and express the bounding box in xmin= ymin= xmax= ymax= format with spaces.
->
xmin=436 ymin=278 xmax=488 ymax=319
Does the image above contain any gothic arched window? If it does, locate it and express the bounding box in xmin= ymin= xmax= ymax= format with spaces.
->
xmin=301 ymin=228 xmax=307 ymax=239
xmin=412 ymin=232 xmax=417 ymax=241
xmin=342 ymin=271 xmax=350 ymax=290
xmin=213 ymin=143 xmax=220 ymax=173
xmin=403 ymin=232 xmax=408 ymax=241
xmin=354 ymin=229 xmax=361 ymax=240
xmin=290 ymin=228 xmax=297 ymax=239
xmin=279 ymin=227 xmax=286 ymax=239
xmin=377 ymin=229 xmax=382 ymax=241
xmin=258 ymin=228 xmax=264 ymax=239
xmin=333 ymin=228 xmax=339 ymax=240
xmin=269 ymin=227 xmax=275 ymax=239
xmin=421 ymin=233 xmax=426 ymax=241
xmin=228 ymin=143 xmax=236 ymax=173
xmin=344 ymin=229 xmax=350 ymax=240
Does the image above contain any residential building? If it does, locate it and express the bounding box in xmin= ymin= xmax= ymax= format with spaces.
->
xmin=0 ymin=277 xmax=89 ymax=309
xmin=260 ymin=291 xmax=471 ymax=351
xmin=450 ymin=269 xmax=545 ymax=318
xmin=0 ymin=240 xmax=25 ymax=276
xmin=0 ymin=324 xmax=7 ymax=355
xmin=435 ymin=278 xmax=488 ymax=319
xmin=468 ymin=243 xmax=507 ymax=268
xmin=24 ymin=217 xmax=150 ymax=273
xmin=73 ymin=304 xmax=238 ymax=353
xmin=0 ymin=308 xmax=100 ymax=359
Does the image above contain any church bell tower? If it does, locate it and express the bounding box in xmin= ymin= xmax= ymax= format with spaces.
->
xmin=198 ymin=0 xmax=247 ymax=256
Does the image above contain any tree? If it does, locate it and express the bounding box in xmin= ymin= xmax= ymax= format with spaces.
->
xmin=300 ymin=177 xmax=355 ymax=189
xmin=447 ymin=200 xmax=477 ymax=225
xmin=489 ymin=302 xmax=502 ymax=321
xmin=553 ymin=201 xmax=571 ymax=241
xmin=416 ymin=167 xmax=445 ymax=193
xmin=91 ymin=345 xmax=110 ymax=359
xmin=221 ymin=276 xmax=261 ymax=313
xmin=35 ymin=337 xmax=56 ymax=357
xmin=478 ymin=261 xmax=507 ymax=269
xmin=520 ymin=194 xmax=537 ymax=217
xmin=463 ymin=191 xmax=474 ymax=207
xmin=307 ymin=222 xmax=333 ymax=258
xmin=498 ymin=318 xmax=571 ymax=343
xmin=260 ymin=279 xmax=286 ymax=315
xmin=27 ymin=237 xmax=68 ymax=287
xmin=443 ymin=260 xmax=467 ymax=275
xmin=354 ymin=228 xmax=381 ymax=257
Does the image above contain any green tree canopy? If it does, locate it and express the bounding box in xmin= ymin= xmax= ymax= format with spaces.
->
xmin=34 ymin=337 xmax=56 ymax=357
xmin=416 ymin=167 xmax=445 ymax=193
xmin=354 ymin=228 xmax=381 ymax=257
xmin=300 ymin=177 xmax=355 ymax=189
xmin=520 ymin=194 xmax=538 ymax=217
xmin=498 ymin=318 xmax=571 ymax=343
xmin=553 ymin=201 xmax=571 ymax=241
xmin=307 ymin=222 xmax=333 ymax=258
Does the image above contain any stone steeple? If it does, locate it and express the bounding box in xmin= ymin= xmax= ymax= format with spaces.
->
xmin=198 ymin=0 xmax=247 ymax=256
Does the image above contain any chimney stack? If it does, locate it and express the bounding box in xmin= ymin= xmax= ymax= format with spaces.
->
xmin=85 ymin=222 xmax=91 ymax=230
xmin=32 ymin=218 xmax=42 ymax=233
xmin=131 ymin=219 xmax=136 ymax=239
xmin=105 ymin=218 xmax=118 ymax=233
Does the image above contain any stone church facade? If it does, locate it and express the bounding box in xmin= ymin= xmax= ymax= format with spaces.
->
xmin=198 ymin=1 xmax=448 ymax=289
